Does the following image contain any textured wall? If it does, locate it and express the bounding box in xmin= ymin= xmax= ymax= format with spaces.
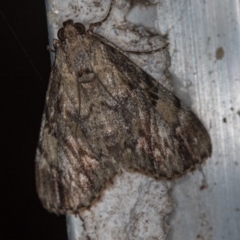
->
xmin=157 ymin=1 xmax=240 ymax=239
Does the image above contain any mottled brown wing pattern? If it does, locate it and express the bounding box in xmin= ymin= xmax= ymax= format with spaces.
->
xmin=36 ymin=34 xmax=120 ymax=214
xmin=35 ymin=21 xmax=211 ymax=214
xmin=87 ymin=37 xmax=211 ymax=174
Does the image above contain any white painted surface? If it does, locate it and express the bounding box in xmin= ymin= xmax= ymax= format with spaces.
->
xmin=156 ymin=1 xmax=240 ymax=239
xmin=67 ymin=171 xmax=172 ymax=240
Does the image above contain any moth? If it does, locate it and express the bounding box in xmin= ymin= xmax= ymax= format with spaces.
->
xmin=35 ymin=19 xmax=212 ymax=215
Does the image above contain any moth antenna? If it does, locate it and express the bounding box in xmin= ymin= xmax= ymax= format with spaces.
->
xmin=99 ymin=0 xmax=113 ymax=24
xmin=89 ymin=0 xmax=113 ymax=31
xmin=0 ymin=9 xmax=43 ymax=81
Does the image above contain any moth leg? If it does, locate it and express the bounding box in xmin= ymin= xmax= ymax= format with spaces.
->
xmin=47 ymin=46 xmax=56 ymax=53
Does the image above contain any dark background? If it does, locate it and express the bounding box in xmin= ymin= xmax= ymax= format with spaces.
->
xmin=1 ymin=1 xmax=66 ymax=239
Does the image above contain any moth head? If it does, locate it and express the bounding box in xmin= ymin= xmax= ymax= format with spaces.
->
xmin=57 ymin=19 xmax=86 ymax=41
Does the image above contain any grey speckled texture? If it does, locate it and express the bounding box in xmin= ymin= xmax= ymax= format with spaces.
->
xmin=67 ymin=170 xmax=172 ymax=240
xmin=156 ymin=0 xmax=240 ymax=239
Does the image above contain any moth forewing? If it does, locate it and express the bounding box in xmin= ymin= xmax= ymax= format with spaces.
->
xmin=36 ymin=20 xmax=211 ymax=214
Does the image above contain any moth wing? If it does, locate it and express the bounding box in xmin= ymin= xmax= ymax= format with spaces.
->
xmin=88 ymin=35 xmax=212 ymax=178
xmin=36 ymin=28 xmax=211 ymax=215
xmin=35 ymin=45 xmax=119 ymax=214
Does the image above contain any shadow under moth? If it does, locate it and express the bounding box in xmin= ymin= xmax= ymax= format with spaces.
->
xmin=35 ymin=19 xmax=212 ymax=215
